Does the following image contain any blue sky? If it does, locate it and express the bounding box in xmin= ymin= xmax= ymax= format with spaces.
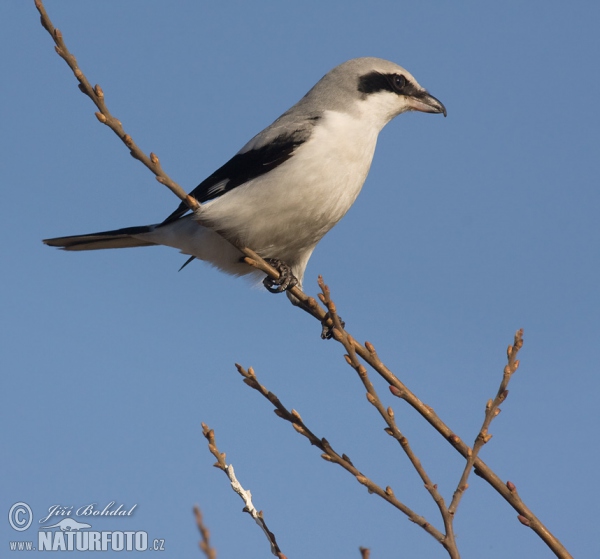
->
xmin=1 ymin=1 xmax=598 ymax=557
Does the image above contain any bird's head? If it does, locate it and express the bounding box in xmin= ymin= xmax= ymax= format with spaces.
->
xmin=306 ymin=57 xmax=446 ymax=129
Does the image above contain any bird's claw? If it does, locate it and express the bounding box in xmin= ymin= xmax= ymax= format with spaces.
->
xmin=321 ymin=315 xmax=345 ymax=340
xmin=263 ymin=259 xmax=298 ymax=293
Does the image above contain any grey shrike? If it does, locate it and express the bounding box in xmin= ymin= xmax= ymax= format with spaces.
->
xmin=44 ymin=57 xmax=446 ymax=295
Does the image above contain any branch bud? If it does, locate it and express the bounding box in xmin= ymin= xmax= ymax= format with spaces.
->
xmin=389 ymin=385 xmax=404 ymax=398
xmin=506 ymin=480 xmax=516 ymax=492
xmin=94 ymin=112 xmax=107 ymax=123
xmin=366 ymin=392 xmax=376 ymax=405
xmin=321 ymin=453 xmax=333 ymax=462
xmin=292 ymin=423 xmax=305 ymax=435
xmin=482 ymin=433 xmax=493 ymax=443
xmin=384 ymin=427 xmax=394 ymax=436
xmin=385 ymin=486 xmax=394 ymax=496
xmin=387 ymin=406 xmax=394 ymax=419
xmin=448 ymin=434 xmax=461 ymax=445
xmin=94 ymin=84 xmax=104 ymax=99
xmin=291 ymin=409 xmax=302 ymax=421
xmin=150 ymin=152 xmax=160 ymax=165
xmin=356 ymin=475 xmax=368 ymax=486
xmin=517 ymin=515 xmax=531 ymax=527
xmin=331 ymin=328 xmax=343 ymax=342
xmin=122 ymin=134 xmax=134 ymax=147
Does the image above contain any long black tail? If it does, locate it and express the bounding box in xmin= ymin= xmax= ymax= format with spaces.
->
xmin=43 ymin=224 xmax=158 ymax=251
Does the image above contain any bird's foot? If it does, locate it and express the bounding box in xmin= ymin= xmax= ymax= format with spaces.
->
xmin=321 ymin=315 xmax=345 ymax=340
xmin=263 ymin=259 xmax=298 ymax=293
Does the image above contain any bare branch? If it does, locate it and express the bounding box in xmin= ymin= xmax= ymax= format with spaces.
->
xmin=318 ymin=280 xmax=460 ymax=557
xmin=315 ymin=279 xmax=571 ymax=559
xmin=448 ymin=330 xmax=523 ymax=517
xmin=235 ymin=364 xmax=447 ymax=547
xmin=34 ymin=0 xmax=197 ymax=209
xmin=201 ymin=424 xmax=286 ymax=559
xmin=194 ymin=505 xmax=217 ymax=559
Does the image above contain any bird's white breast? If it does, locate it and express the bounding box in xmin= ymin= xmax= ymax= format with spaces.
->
xmin=197 ymin=108 xmax=381 ymax=264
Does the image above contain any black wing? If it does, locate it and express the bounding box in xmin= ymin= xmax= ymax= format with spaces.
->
xmin=162 ymin=128 xmax=312 ymax=225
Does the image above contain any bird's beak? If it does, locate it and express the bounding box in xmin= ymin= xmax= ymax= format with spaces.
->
xmin=407 ymin=91 xmax=447 ymax=117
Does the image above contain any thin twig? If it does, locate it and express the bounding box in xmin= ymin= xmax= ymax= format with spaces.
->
xmin=194 ymin=505 xmax=217 ymax=559
xmin=235 ymin=364 xmax=447 ymax=546
xmin=315 ymin=277 xmax=571 ymax=558
xmin=448 ymin=330 xmax=523 ymax=518
xmin=318 ymin=281 xmax=460 ymax=558
xmin=34 ymin=0 xmax=197 ymax=210
xmin=201 ymin=423 xmax=287 ymax=559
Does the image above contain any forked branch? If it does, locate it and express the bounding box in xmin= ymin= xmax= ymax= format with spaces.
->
xmin=235 ymin=364 xmax=448 ymax=548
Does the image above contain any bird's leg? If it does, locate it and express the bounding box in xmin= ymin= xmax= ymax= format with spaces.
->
xmin=263 ymin=259 xmax=299 ymax=293
xmin=284 ymin=289 xmax=343 ymax=340
xmin=321 ymin=315 xmax=346 ymax=340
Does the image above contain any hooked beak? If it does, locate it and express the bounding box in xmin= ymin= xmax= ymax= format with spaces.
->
xmin=406 ymin=91 xmax=447 ymax=117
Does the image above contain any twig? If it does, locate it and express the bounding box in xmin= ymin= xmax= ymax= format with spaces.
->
xmin=359 ymin=547 xmax=370 ymax=559
xmin=235 ymin=364 xmax=447 ymax=546
xmin=201 ymin=423 xmax=286 ymax=559
xmin=318 ymin=281 xmax=460 ymax=558
xmin=194 ymin=505 xmax=217 ymax=559
xmin=34 ymin=0 xmax=197 ymax=210
xmin=315 ymin=280 xmax=571 ymax=559
xmin=448 ymin=330 xmax=523 ymax=518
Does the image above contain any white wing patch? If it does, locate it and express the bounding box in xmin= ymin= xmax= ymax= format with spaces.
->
xmin=206 ymin=179 xmax=230 ymax=197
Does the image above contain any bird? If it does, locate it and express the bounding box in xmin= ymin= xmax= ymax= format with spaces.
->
xmin=44 ymin=57 xmax=446 ymax=298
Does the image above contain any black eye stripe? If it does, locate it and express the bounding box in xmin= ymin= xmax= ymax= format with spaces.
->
xmin=357 ymin=71 xmax=419 ymax=97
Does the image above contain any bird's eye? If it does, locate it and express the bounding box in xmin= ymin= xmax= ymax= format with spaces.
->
xmin=392 ymin=74 xmax=407 ymax=92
